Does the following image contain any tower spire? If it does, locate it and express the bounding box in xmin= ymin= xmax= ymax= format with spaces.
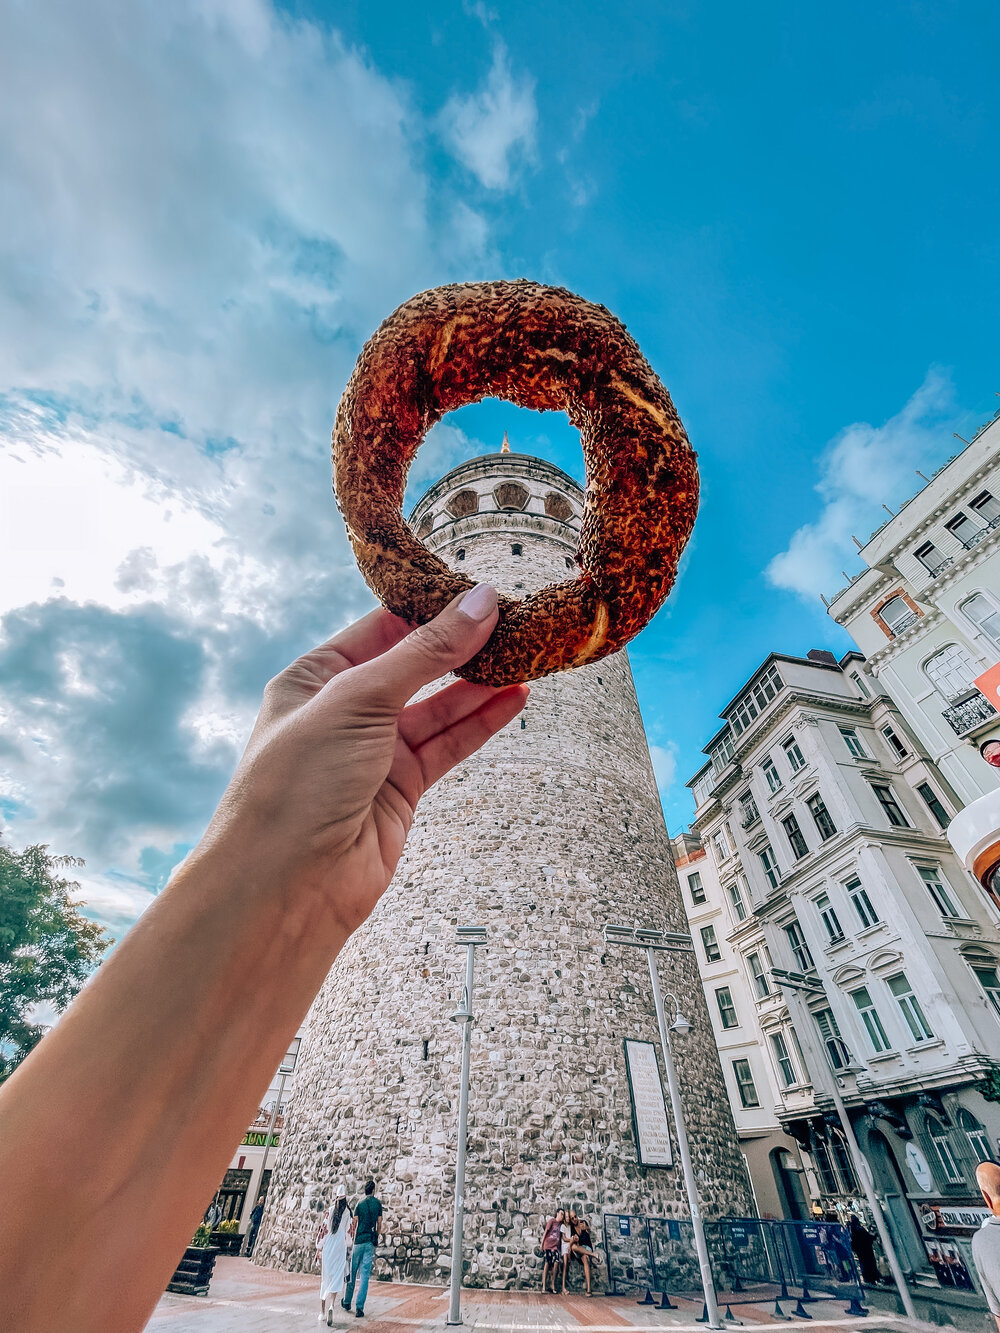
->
xmin=500 ymin=430 xmax=511 ymax=454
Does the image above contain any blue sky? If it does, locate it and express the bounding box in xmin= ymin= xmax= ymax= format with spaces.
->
xmin=1 ymin=0 xmax=998 ymax=934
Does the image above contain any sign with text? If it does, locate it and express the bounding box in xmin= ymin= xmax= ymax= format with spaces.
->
xmin=624 ymin=1039 xmax=673 ymax=1167
xmin=241 ymin=1130 xmax=280 ymax=1148
xmin=974 ymin=662 xmax=1000 ymax=714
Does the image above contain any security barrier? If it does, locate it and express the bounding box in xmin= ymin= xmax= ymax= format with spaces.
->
xmin=601 ymin=1215 xmax=867 ymax=1319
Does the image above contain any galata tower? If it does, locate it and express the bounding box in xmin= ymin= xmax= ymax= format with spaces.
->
xmin=256 ymin=443 xmax=751 ymax=1286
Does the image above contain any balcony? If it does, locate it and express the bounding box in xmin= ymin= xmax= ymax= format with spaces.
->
xmin=942 ymin=689 xmax=999 ymax=738
xmin=961 ymin=514 xmax=1000 ymax=548
xmin=923 ymin=557 xmax=954 ymax=580
xmin=888 ymin=612 xmax=919 ymax=636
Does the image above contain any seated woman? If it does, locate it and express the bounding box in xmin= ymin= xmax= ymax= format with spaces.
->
xmin=568 ymin=1212 xmax=598 ymax=1296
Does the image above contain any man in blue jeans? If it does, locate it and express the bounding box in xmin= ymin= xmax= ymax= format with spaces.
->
xmin=342 ymin=1180 xmax=383 ymax=1318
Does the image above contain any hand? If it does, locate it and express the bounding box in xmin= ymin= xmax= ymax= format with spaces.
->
xmin=195 ymin=584 xmax=528 ymax=935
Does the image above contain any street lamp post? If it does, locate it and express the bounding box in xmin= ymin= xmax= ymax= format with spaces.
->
xmin=605 ymin=925 xmax=722 ymax=1330
xmin=771 ymin=969 xmax=917 ymax=1323
xmin=446 ymin=926 xmax=487 ymax=1327
xmin=246 ymin=1037 xmax=301 ymax=1254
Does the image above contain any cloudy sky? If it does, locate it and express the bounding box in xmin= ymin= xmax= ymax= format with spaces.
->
xmin=2 ymin=0 xmax=998 ymax=935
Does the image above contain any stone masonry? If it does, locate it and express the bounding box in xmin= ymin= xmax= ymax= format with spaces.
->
xmin=256 ymin=450 xmax=752 ymax=1288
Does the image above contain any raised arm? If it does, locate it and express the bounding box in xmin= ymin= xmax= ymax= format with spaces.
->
xmin=0 ymin=586 xmax=525 ymax=1333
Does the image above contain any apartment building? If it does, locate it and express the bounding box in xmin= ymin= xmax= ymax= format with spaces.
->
xmin=670 ymin=829 xmax=814 ymax=1221
xmin=826 ymin=414 xmax=1000 ymax=808
xmin=682 ymin=649 xmax=1000 ymax=1284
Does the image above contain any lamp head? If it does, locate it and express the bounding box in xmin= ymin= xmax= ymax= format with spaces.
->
xmin=670 ymin=1012 xmax=692 ymax=1036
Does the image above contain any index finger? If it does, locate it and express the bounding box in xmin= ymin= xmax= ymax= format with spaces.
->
xmin=320 ymin=605 xmax=415 ymax=670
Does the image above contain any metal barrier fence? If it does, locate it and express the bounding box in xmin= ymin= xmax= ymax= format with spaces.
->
xmin=602 ymin=1215 xmax=867 ymax=1320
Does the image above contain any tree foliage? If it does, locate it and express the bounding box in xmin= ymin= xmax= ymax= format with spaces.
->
xmin=0 ymin=843 xmax=109 ymax=1081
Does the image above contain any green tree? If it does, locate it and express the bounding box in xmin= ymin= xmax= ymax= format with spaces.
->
xmin=0 ymin=843 xmax=109 ymax=1082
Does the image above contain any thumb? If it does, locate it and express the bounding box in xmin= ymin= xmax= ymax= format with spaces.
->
xmin=349 ymin=584 xmax=500 ymax=709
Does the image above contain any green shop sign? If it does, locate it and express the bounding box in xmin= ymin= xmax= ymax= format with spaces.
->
xmin=242 ymin=1130 xmax=280 ymax=1147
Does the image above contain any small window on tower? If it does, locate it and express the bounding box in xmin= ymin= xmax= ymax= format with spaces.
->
xmin=511 ymin=543 xmax=522 ymax=556
xmin=456 ymin=549 xmax=466 ymax=561
xmin=565 ymin=557 xmax=574 ymax=569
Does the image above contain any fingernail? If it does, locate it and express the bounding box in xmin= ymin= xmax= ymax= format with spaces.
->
xmin=458 ymin=583 xmax=498 ymax=621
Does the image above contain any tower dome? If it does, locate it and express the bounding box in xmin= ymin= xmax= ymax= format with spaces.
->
xmin=256 ymin=446 xmax=750 ymax=1286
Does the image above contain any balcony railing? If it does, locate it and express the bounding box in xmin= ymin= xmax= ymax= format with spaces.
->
xmin=924 ymin=557 xmax=954 ymax=579
xmin=962 ymin=513 xmax=1000 ymax=548
xmin=888 ymin=611 xmax=919 ymax=636
xmin=942 ymin=689 xmax=999 ymax=737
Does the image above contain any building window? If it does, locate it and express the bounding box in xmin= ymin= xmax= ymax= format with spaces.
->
xmin=807 ymin=793 xmax=838 ymax=841
xmin=923 ymin=643 xmax=978 ymax=702
xmin=733 ymin=1058 xmax=760 ymax=1108
xmin=700 ymin=925 xmax=722 ymax=963
xmin=879 ymin=595 xmax=918 ymax=635
xmin=770 ymin=1032 xmax=797 ymax=1087
xmin=729 ymin=664 xmax=783 ymax=736
xmin=692 ymin=771 xmax=713 ymax=806
xmin=815 ymin=892 xmax=845 ymax=944
xmin=762 ymin=756 xmax=783 ymax=793
xmin=961 ymin=592 xmax=1000 ymax=648
xmin=915 ymin=541 xmax=950 ymax=576
xmin=493 ymin=481 xmax=529 ymax=511
xmin=747 ymin=951 xmax=772 ymax=999
xmin=511 ymin=542 xmax=523 ymax=556
xmin=957 ymin=1109 xmax=992 ymax=1163
xmin=888 ymin=972 xmax=934 ymax=1043
xmin=758 ymin=845 xmax=781 ymax=890
xmin=711 ymin=733 xmax=736 ymax=774
xmin=716 ymin=987 xmax=739 ymax=1029
xmin=846 ymin=877 xmax=880 ymax=930
xmin=947 ymin=511 xmax=984 ymax=547
xmin=917 ymin=864 xmax=962 ymax=919
xmin=916 ymin=782 xmax=951 ymax=829
xmin=739 ymin=790 xmax=760 ymax=828
xmin=727 ymin=877 xmax=749 ymax=923
xmin=839 ymin=727 xmax=868 ymax=759
xmin=783 ymin=735 xmax=806 ymax=772
xmin=782 ymin=814 xmax=809 ymax=860
xmin=882 ymin=725 xmax=908 ymax=760
xmin=970 ymin=489 xmax=1000 ymax=523
xmin=851 ymin=671 xmax=872 ymax=698
xmin=851 ymin=985 xmax=892 ymax=1053
xmin=927 ymin=1117 xmax=965 ymax=1185
xmin=455 ymin=548 xmax=466 ymax=561
xmin=972 ymin=964 xmax=1000 ymax=1020
xmin=784 ymin=921 xmax=815 ymax=973
xmin=688 ymin=871 xmax=707 ymax=905
xmin=815 ymin=1007 xmax=851 ymax=1069
xmin=870 ymin=782 xmax=910 ymax=828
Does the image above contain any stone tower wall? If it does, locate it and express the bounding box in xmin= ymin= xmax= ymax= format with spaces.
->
xmin=256 ymin=452 xmax=752 ymax=1288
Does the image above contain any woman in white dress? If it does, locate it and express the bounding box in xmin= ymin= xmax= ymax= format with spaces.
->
xmin=316 ymin=1184 xmax=352 ymax=1326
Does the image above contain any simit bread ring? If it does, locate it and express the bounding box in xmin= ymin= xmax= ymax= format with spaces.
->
xmin=333 ymin=280 xmax=698 ymax=687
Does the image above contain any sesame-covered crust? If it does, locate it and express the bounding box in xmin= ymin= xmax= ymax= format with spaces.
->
xmin=333 ymin=280 xmax=698 ymax=686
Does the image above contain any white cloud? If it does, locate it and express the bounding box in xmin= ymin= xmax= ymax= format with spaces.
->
xmin=439 ymin=45 xmax=537 ymax=191
xmin=0 ymin=0 xmax=501 ymax=936
xmin=766 ymin=369 xmax=957 ymax=600
xmin=649 ymin=742 xmax=679 ymax=795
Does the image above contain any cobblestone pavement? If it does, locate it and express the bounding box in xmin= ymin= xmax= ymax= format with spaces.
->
xmin=145 ymin=1259 xmax=917 ymax=1333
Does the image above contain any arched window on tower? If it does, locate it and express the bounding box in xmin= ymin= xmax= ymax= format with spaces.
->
xmin=494 ymin=481 xmax=529 ymax=511
xmin=923 ymin=644 xmax=978 ymax=702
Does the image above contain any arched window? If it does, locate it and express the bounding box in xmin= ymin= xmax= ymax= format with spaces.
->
xmin=926 ymin=1116 xmax=965 ymax=1185
xmin=493 ymin=481 xmax=529 ymax=511
xmin=923 ymin=644 xmax=978 ymax=702
xmin=957 ymin=1109 xmax=992 ymax=1164
xmin=446 ymin=488 xmax=479 ymax=519
xmin=960 ymin=593 xmax=1000 ymax=648
xmin=544 ymin=491 xmax=573 ymax=522
xmin=416 ymin=514 xmax=434 ymax=540
xmin=879 ymin=596 xmax=917 ymax=635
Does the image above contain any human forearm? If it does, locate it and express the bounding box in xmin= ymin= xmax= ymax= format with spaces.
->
xmin=0 ymin=840 xmax=349 ymax=1331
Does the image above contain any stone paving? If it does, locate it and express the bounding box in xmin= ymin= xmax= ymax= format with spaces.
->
xmin=145 ymin=1259 xmax=919 ymax=1333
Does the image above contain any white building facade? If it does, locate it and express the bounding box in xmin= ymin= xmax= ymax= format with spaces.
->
xmin=683 ymin=649 xmax=1000 ymax=1286
xmin=826 ymin=415 xmax=1000 ymax=809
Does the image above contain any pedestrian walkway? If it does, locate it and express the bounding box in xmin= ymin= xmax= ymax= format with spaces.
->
xmin=145 ymin=1258 xmax=919 ymax=1332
